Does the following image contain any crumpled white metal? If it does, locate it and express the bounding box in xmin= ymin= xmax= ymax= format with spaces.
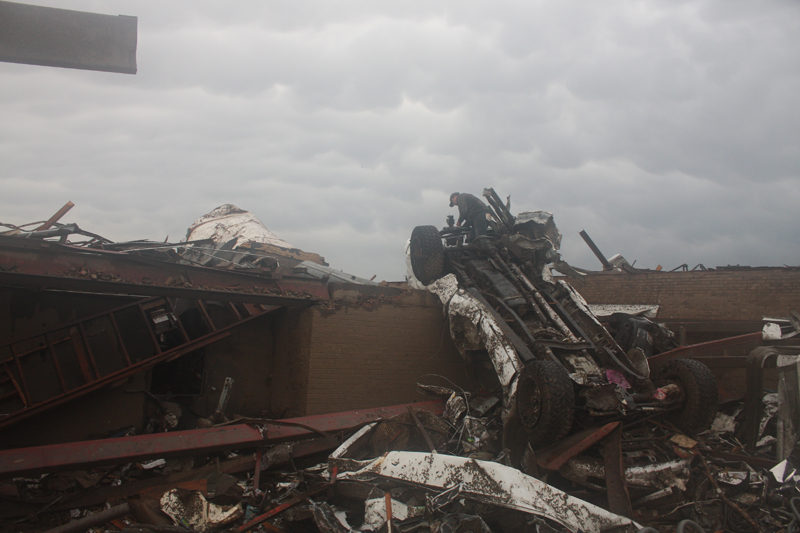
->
xmin=428 ymin=274 xmax=524 ymax=407
xmin=336 ymin=451 xmax=641 ymax=533
xmin=186 ymin=204 xmax=294 ymax=250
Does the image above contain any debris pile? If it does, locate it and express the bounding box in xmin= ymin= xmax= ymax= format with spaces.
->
xmin=2 ymin=384 xmax=800 ymax=533
xmin=2 ymin=199 xmax=800 ymax=532
xmin=0 ymin=202 xmax=368 ymax=288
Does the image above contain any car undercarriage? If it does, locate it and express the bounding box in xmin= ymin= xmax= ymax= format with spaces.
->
xmin=408 ymin=188 xmax=718 ymax=449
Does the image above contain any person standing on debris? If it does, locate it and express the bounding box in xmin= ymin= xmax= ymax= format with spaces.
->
xmin=450 ymin=192 xmax=492 ymax=240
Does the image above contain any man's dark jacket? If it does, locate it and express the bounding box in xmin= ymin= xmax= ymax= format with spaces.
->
xmin=456 ymin=193 xmax=490 ymax=226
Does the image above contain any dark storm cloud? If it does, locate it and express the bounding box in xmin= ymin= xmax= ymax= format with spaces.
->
xmin=1 ymin=0 xmax=798 ymax=280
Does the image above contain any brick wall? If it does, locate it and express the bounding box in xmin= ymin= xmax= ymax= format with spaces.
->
xmin=269 ymin=308 xmax=313 ymax=418
xmin=303 ymin=290 xmax=472 ymax=415
xmin=572 ymin=268 xmax=800 ymax=321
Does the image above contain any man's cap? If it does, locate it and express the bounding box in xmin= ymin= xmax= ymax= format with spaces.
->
xmin=449 ymin=192 xmax=459 ymax=207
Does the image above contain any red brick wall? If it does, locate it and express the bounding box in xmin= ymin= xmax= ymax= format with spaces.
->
xmin=303 ymin=290 xmax=472 ymax=415
xmin=572 ymin=268 xmax=800 ymax=321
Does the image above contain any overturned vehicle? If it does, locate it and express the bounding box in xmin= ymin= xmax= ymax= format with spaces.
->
xmin=408 ymin=189 xmax=718 ymax=452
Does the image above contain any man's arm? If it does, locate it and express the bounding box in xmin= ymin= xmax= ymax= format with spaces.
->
xmin=456 ymin=195 xmax=468 ymax=226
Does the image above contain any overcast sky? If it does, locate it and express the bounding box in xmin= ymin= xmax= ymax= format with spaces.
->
xmin=2 ymin=1 xmax=799 ymax=281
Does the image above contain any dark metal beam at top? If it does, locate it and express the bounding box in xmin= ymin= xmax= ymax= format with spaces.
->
xmin=0 ymin=271 xmax=318 ymax=308
xmin=579 ymin=230 xmax=614 ymax=271
xmin=0 ymin=1 xmax=137 ymax=74
xmin=0 ymin=236 xmax=331 ymax=299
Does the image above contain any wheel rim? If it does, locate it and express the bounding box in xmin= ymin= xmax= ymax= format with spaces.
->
xmin=663 ymin=377 xmax=688 ymax=407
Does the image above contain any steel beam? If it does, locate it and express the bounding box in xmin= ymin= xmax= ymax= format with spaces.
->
xmin=0 ymin=236 xmax=330 ymax=299
xmin=646 ymin=332 xmax=762 ymax=374
xmin=536 ymin=422 xmax=619 ymax=471
xmin=0 ymin=271 xmax=318 ymax=308
xmin=0 ymin=399 xmax=446 ymax=479
xmin=579 ymin=230 xmax=613 ymax=271
xmin=0 ymin=328 xmax=232 ymax=430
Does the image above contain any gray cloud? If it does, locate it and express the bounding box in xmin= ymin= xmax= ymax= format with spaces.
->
xmin=1 ymin=0 xmax=798 ymax=281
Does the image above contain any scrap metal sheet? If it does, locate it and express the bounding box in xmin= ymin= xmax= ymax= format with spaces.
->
xmin=339 ymin=451 xmax=641 ymax=533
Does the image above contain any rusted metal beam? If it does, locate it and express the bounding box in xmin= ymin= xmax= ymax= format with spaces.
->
xmin=0 ymin=438 xmax=343 ymax=518
xmin=603 ymin=423 xmax=632 ymax=519
xmin=0 ymin=400 xmax=446 ymax=479
xmin=579 ymin=230 xmax=614 ymax=271
xmin=647 ymin=332 xmax=762 ymax=374
xmin=686 ymin=356 xmax=750 ymax=369
xmin=0 ymin=294 xmax=293 ymax=430
xmin=407 ymin=405 xmax=437 ymax=453
xmin=706 ymin=450 xmax=778 ymax=470
xmin=0 ymin=271 xmax=319 ymax=307
xmin=0 ymin=236 xmax=330 ymax=299
xmin=257 ymin=400 xmax=446 ymax=443
xmin=536 ymin=422 xmax=619 ymax=471
xmin=656 ymin=319 xmax=763 ymax=334
xmin=0 ymin=425 xmax=262 ymax=479
xmin=35 ymin=201 xmax=75 ymax=231
xmin=0 ymin=329 xmax=232 ymax=430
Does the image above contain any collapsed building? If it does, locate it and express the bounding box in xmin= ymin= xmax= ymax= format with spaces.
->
xmin=1 ymin=198 xmax=799 ymax=533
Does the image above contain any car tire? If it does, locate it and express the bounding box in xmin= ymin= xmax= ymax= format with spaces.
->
xmin=516 ymin=360 xmax=575 ymax=448
xmin=657 ymin=358 xmax=718 ymax=434
xmin=409 ymin=225 xmax=445 ymax=285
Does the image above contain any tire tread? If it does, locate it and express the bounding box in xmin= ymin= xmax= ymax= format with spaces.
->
xmin=659 ymin=358 xmax=718 ymax=434
xmin=410 ymin=225 xmax=445 ymax=285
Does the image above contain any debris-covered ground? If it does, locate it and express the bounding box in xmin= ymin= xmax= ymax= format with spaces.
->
xmin=2 ymin=386 xmax=800 ymax=533
xmin=2 ymin=201 xmax=800 ymax=533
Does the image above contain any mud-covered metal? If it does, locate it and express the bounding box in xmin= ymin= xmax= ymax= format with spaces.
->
xmin=428 ymin=274 xmax=524 ymax=407
xmin=161 ymin=488 xmax=243 ymax=532
xmin=337 ymin=451 xmax=641 ymax=533
xmin=560 ymin=456 xmax=691 ymax=492
xmin=408 ymin=188 xmax=717 ymax=447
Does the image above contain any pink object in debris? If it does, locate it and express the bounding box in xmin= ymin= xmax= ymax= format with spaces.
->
xmin=652 ymin=388 xmax=668 ymax=401
xmin=605 ymin=369 xmax=631 ymax=390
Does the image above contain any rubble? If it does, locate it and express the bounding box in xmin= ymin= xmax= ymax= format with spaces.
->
xmin=181 ymin=204 xmax=328 ymax=272
xmin=2 ymin=381 xmax=800 ymax=533
xmin=2 ymin=201 xmax=800 ymax=533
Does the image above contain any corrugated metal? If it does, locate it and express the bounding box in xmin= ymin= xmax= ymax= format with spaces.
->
xmin=295 ymin=260 xmax=379 ymax=285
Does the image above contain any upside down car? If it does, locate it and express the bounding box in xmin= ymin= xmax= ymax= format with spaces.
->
xmin=408 ymin=188 xmax=718 ymax=451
